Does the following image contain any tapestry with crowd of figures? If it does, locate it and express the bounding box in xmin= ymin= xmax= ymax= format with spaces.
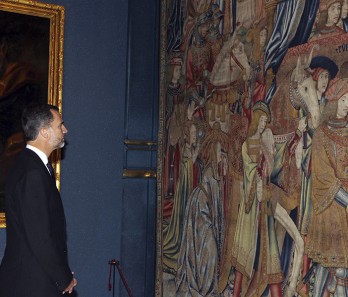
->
xmin=157 ymin=0 xmax=348 ymax=296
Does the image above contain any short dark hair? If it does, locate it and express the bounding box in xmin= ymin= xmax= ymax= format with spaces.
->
xmin=21 ymin=103 xmax=59 ymax=141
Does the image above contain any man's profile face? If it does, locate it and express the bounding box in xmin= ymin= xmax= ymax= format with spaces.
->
xmin=327 ymin=2 xmax=342 ymax=25
xmin=337 ymin=93 xmax=348 ymax=118
xmin=317 ymin=70 xmax=330 ymax=94
xmin=48 ymin=109 xmax=68 ymax=150
xmin=258 ymin=114 xmax=268 ymax=134
xmin=198 ymin=22 xmax=210 ymax=38
xmin=342 ymin=0 xmax=348 ymax=18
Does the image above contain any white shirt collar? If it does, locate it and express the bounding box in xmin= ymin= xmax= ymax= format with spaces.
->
xmin=26 ymin=144 xmax=49 ymax=167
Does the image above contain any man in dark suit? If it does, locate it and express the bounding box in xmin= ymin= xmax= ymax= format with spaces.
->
xmin=0 ymin=103 xmax=77 ymax=296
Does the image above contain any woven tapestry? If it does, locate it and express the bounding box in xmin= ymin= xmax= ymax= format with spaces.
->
xmin=157 ymin=1 xmax=348 ymax=296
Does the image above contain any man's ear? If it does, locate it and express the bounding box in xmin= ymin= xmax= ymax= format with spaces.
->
xmin=39 ymin=127 xmax=49 ymax=139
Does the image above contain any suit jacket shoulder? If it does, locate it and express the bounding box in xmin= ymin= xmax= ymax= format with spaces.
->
xmin=0 ymin=148 xmax=72 ymax=296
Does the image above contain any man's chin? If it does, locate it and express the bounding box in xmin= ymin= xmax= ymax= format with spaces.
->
xmin=54 ymin=141 xmax=65 ymax=150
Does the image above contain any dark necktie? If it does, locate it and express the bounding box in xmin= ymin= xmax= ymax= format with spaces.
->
xmin=46 ymin=162 xmax=56 ymax=179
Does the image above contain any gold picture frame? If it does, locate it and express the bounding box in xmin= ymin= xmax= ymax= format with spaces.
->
xmin=0 ymin=0 xmax=65 ymax=228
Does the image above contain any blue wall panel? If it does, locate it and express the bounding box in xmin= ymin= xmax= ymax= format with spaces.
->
xmin=120 ymin=180 xmax=157 ymax=297
xmin=120 ymin=0 xmax=159 ymax=296
xmin=125 ymin=0 xmax=159 ymax=142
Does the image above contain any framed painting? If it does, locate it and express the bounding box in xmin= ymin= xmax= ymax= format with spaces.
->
xmin=0 ymin=0 xmax=65 ymax=227
xmin=157 ymin=0 xmax=348 ymax=296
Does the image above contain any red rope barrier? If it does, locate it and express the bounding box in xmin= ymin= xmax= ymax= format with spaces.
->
xmin=108 ymin=259 xmax=134 ymax=297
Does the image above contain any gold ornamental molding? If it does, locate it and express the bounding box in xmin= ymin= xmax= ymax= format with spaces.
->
xmin=0 ymin=0 xmax=65 ymax=228
xmin=123 ymin=139 xmax=157 ymax=178
xmin=123 ymin=169 xmax=157 ymax=179
xmin=124 ymin=139 xmax=157 ymax=150
xmin=0 ymin=213 xmax=5 ymax=228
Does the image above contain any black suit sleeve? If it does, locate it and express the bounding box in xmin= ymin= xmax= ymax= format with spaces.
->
xmin=16 ymin=168 xmax=72 ymax=291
